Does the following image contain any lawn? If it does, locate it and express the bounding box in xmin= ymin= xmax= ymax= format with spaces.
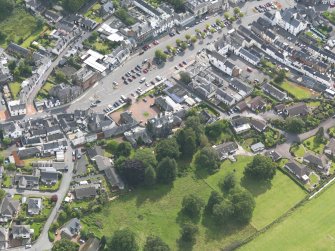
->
xmin=40 ymin=180 xmax=61 ymax=191
xmin=79 ymin=156 xmax=306 ymax=250
xmin=239 ymin=182 xmax=335 ymax=251
xmin=0 ymin=8 xmax=40 ymax=48
xmin=290 ymin=144 xmax=306 ymax=158
xmin=280 ymin=81 xmax=315 ymax=100
xmin=205 ymin=157 xmax=307 ymax=229
xmin=323 ymin=10 xmax=335 ymax=24
xmin=9 ymin=82 xmax=22 ymax=100
xmin=303 ymin=136 xmax=327 ymax=155
xmin=307 ymin=101 xmax=320 ymax=108
xmin=21 ymin=25 xmax=49 ymax=48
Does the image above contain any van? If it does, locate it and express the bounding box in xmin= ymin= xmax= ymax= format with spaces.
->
xmin=140 ymin=77 xmax=146 ymax=83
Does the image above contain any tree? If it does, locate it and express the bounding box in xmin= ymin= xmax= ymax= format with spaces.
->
xmin=7 ymin=60 xmax=16 ymax=72
xmin=176 ymin=39 xmax=182 ymax=46
xmin=155 ymin=138 xmax=180 ymax=161
xmin=215 ymin=18 xmax=221 ymax=25
xmin=185 ymin=115 xmax=204 ymax=141
xmin=144 ymin=165 xmax=156 ymax=186
xmin=205 ymin=120 xmax=229 ymax=140
xmin=219 ymin=173 xmax=237 ymax=192
xmin=185 ymin=34 xmax=191 ymax=40
xmin=177 ymin=128 xmax=197 ymax=158
xmin=0 ymin=0 xmax=14 ymax=21
xmin=180 ymin=223 xmax=198 ymax=243
xmin=205 ymin=23 xmax=210 ymax=30
xmin=179 ymin=71 xmax=191 ymax=84
xmin=134 ymin=148 xmax=157 ymax=169
xmin=212 ymin=200 xmax=234 ymax=224
xmin=155 ymin=49 xmax=168 ymax=61
xmin=205 ymin=191 xmax=223 ymax=213
xmin=285 ymin=117 xmax=305 ymax=133
xmin=108 ymin=229 xmax=139 ymax=251
xmin=166 ymin=45 xmax=172 ymax=51
xmin=244 ymin=155 xmax=276 ymax=181
xmin=233 ymin=7 xmax=241 ymax=15
xmin=55 ymin=70 xmax=67 ymax=83
xmin=194 ymin=147 xmax=220 ymax=173
xmin=156 ymin=157 xmax=177 ymax=184
xmin=2 ymin=137 xmax=11 ymax=146
xmin=106 ymin=140 xmax=119 ymax=153
xmin=144 ymin=235 xmax=170 ymax=251
xmin=230 ymin=188 xmax=255 ymax=224
xmin=116 ymin=142 xmax=132 ymax=157
xmin=52 ymin=239 xmax=79 ymax=251
xmin=315 ymin=127 xmax=325 ymax=144
xmin=190 ymin=36 xmax=197 ymax=44
xmin=274 ymin=69 xmax=286 ymax=84
xmin=182 ymin=194 xmax=205 ymax=218
xmin=224 ymin=12 xmax=230 ymax=19
xmin=0 ymin=189 xmax=5 ymax=201
xmin=195 ymin=28 xmax=200 ymax=33
xmin=51 ymin=195 xmax=58 ymax=203
xmin=63 ymin=0 xmax=86 ymax=13
xmin=180 ymin=41 xmax=188 ymax=50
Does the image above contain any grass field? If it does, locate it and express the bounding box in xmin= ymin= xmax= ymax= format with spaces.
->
xmin=78 ymin=156 xmax=306 ymax=250
xmin=303 ymin=136 xmax=327 ymax=155
xmin=0 ymin=8 xmax=39 ymax=48
xmin=205 ymin=157 xmax=307 ymax=229
xmin=84 ymin=3 xmax=103 ymax=23
xmin=280 ymin=82 xmax=315 ymax=100
xmin=9 ymin=82 xmax=22 ymax=99
xmin=240 ymin=182 xmax=335 ymax=251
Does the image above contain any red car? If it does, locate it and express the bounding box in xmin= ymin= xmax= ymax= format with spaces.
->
xmin=143 ymin=69 xmax=148 ymax=73
xmin=153 ymin=40 xmax=159 ymax=45
xmin=179 ymin=63 xmax=183 ymax=67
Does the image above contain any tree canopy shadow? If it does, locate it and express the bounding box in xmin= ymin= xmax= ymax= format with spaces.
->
xmin=176 ymin=209 xmax=201 ymax=226
xmin=117 ymin=183 xmax=173 ymax=207
xmin=240 ymin=176 xmax=272 ymax=197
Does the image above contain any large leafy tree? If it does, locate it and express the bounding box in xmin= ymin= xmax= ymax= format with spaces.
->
xmin=134 ymin=148 xmax=157 ymax=169
xmin=244 ymin=155 xmax=276 ymax=181
xmin=155 ymin=138 xmax=180 ymax=161
xmin=156 ymin=157 xmax=177 ymax=184
xmin=212 ymin=200 xmax=234 ymax=224
xmin=194 ymin=147 xmax=220 ymax=173
xmin=0 ymin=0 xmax=14 ymax=21
xmin=285 ymin=117 xmax=305 ymax=133
xmin=116 ymin=142 xmax=132 ymax=157
xmin=205 ymin=191 xmax=223 ymax=213
xmin=180 ymin=223 xmax=198 ymax=243
xmin=181 ymin=194 xmax=205 ymax=219
xmin=108 ymin=229 xmax=139 ymax=251
xmin=219 ymin=172 xmax=237 ymax=192
xmin=177 ymin=128 xmax=197 ymax=158
xmin=144 ymin=235 xmax=170 ymax=251
xmin=229 ymin=188 xmax=255 ymax=224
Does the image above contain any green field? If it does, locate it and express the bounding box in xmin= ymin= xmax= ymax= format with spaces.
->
xmin=303 ymin=136 xmax=327 ymax=155
xmin=280 ymin=82 xmax=315 ymax=100
xmin=240 ymin=182 xmax=335 ymax=251
xmin=0 ymin=8 xmax=39 ymax=48
xmin=78 ymin=156 xmax=306 ymax=250
xmin=205 ymin=157 xmax=307 ymax=229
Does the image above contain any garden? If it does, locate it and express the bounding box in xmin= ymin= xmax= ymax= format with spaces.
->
xmin=0 ymin=8 xmax=42 ymax=48
xmin=83 ymin=31 xmax=120 ymax=55
xmin=84 ymin=3 xmax=103 ymax=23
